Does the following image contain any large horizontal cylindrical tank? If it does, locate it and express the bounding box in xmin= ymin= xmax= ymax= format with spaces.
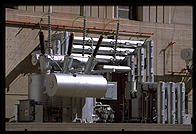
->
xmin=28 ymin=73 xmax=48 ymax=102
xmin=46 ymin=73 xmax=107 ymax=98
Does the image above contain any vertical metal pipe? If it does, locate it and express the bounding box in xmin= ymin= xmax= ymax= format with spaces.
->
xmin=63 ymin=31 xmax=69 ymax=55
xmin=167 ymin=83 xmax=171 ymax=124
xmin=136 ymin=47 xmax=144 ymax=119
xmin=150 ymin=41 xmax=154 ymax=82
xmin=146 ymin=41 xmax=150 ymax=82
xmin=128 ymin=55 xmax=136 ymax=93
xmin=141 ymin=47 xmax=145 ymax=82
xmin=161 ymin=82 xmax=166 ymax=124
xmin=126 ymin=56 xmax=132 ymax=99
xmin=176 ymin=82 xmax=185 ymax=124
xmin=157 ymin=81 xmax=165 ymax=124
xmin=149 ymin=91 xmax=153 ymax=122
xmin=171 ymin=82 xmax=176 ymax=124
xmin=167 ymin=82 xmax=175 ymax=124
xmin=56 ymin=40 xmax=61 ymax=55
xmin=137 ymin=48 xmax=141 ymax=82
xmin=127 ymin=56 xmax=131 ymax=82
xmin=131 ymin=55 xmax=135 ymax=82
xmin=177 ymin=82 xmax=181 ymax=124
xmin=157 ymin=82 xmax=161 ymax=124
xmin=137 ymin=46 xmax=144 ymax=83
xmin=180 ymin=82 xmax=185 ymax=124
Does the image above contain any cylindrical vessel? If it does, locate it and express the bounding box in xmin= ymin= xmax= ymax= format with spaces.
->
xmin=28 ymin=73 xmax=48 ymax=102
xmin=46 ymin=73 xmax=107 ymax=98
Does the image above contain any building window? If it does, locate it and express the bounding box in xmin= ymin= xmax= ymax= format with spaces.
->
xmin=114 ymin=6 xmax=142 ymax=21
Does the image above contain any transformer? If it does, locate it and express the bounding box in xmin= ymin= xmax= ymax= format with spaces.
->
xmin=15 ymin=28 xmax=187 ymax=124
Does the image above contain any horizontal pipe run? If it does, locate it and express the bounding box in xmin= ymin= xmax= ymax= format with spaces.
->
xmin=72 ymin=48 xmax=134 ymax=57
xmin=97 ymin=65 xmax=131 ymax=72
xmin=74 ymin=42 xmax=137 ymax=49
xmin=6 ymin=20 xmax=154 ymax=36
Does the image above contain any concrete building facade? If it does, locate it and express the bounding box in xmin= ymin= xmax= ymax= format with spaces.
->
xmin=5 ymin=5 xmax=192 ymax=120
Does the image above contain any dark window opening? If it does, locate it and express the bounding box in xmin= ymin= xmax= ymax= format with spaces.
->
xmin=80 ymin=6 xmax=84 ymax=16
xmin=115 ymin=6 xmax=143 ymax=21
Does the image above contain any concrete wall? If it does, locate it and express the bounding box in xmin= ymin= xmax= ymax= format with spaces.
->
xmin=143 ymin=6 xmax=192 ymax=25
xmin=5 ymin=7 xmax=192 ymax=119
xmin=18 ymin=5 xmax=192 ymax=24
xmin=17 ymin=5 xmax=114 ymax=19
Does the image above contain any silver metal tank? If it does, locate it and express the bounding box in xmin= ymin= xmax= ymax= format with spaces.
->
xmin=28 ymin=73 xmax=48 ymax=102
xmin=46 ymin=73 xmax=107 ymax=98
